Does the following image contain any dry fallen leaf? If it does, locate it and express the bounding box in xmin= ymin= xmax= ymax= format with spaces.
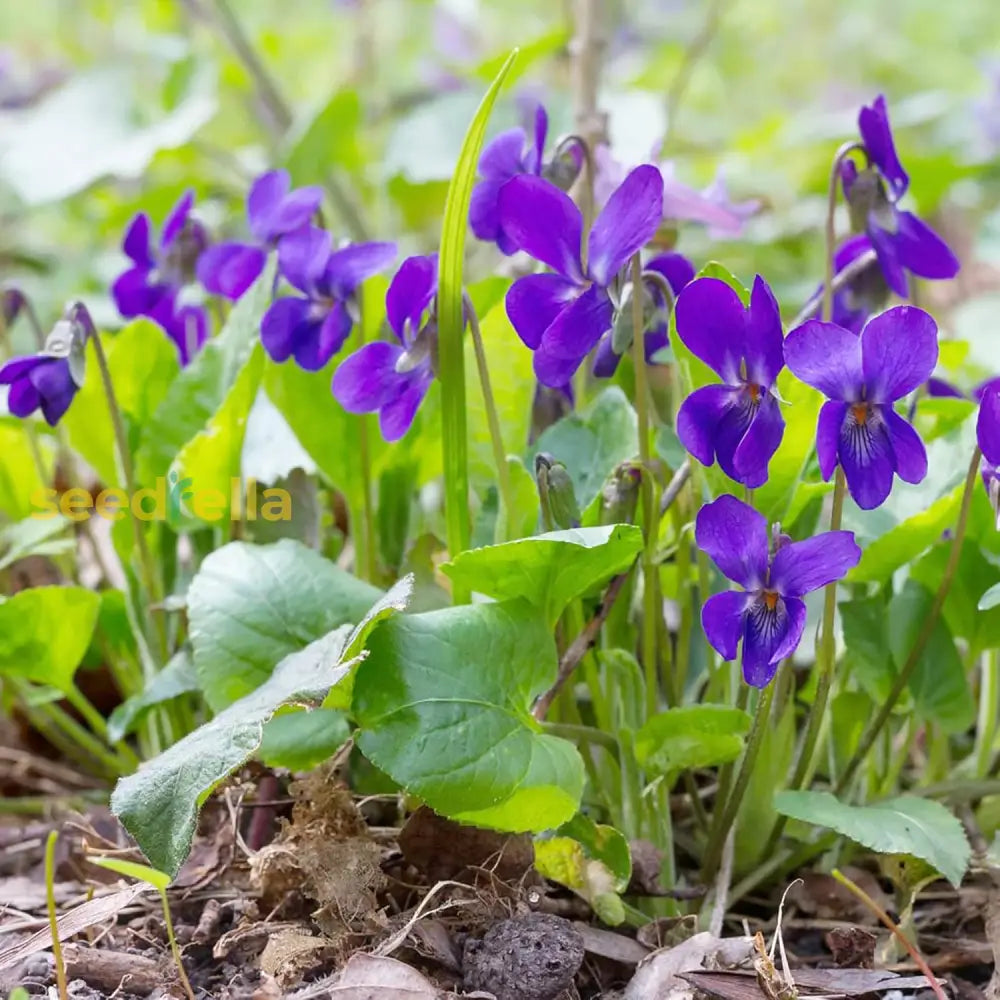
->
xmin=0 ymin=883 xmax=147 ymax=971
xmin=624 ymin=932 xmax=755 ymax=1000
xmin=289 ymin=953 xmax=444 ymax=999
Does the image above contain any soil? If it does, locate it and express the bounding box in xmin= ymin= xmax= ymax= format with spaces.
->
xmin=1 ymin=748 xmax=997 ymax=1000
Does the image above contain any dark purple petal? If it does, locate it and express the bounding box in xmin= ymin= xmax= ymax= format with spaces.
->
xmin=839 ymin=405 xmax=896 ymax=510
xmin=333 ymin=340 xmax=403 ymax=411
xmin=883 ymin=406 xmax=927 ymax=484
xmin=505 ymin=273 xmax=579 ymax=350
xmin=587 ymin=164 xmax=664 ymax=287
xmin=732 ymin=392 xmax=784 ymax=488
xmin=742 ymin=595 xmax=806 ymax=687
xmin=261 ymin=297 xmax=312 ymax=363
xmin=745 ymin=275 xmax=784 ymax=386
xmin=497 ymin=175 xmax=584 ymax=282
xmin=112 ymin=266 xmax=166 ymax=318
xmin=533 ymin=340 xmax=589 ymax=388
xmin=122 ymin=213 xmax=154 ymax=267
xmin=858 ymin=95 xmax=909 ymax=201
xmin=817 ymin=400 xmax=847 ymax=480
xmin=197 ymin=242 xmax=267 ymax=300
xmin=478 ymin=128 xmax=528 ymax=180
xmin=470 ymin=176 xmax=509 ymax=246
xmin=278 ymin=226 xmax=332 ymax=294
xmin=840 ymin=159 xmax=858 ymax=199
xmin=677 ymin=384 xmax=739 ymax=467
xmin=248 ymin=170 xmax=322 ymax=242
xmin=592 ymin=335 xmax=621 ymax=378
xmin=160 ymin=190 xmax=194 ymax=250
xmin=713 ymin=392 xmax=765 ymax=487
xmin=783 ymin=320 xmax=863 ymax=401
xmin=537 ymin=283 xmax=612 ymax=361
xmin=386 ymin=255 xmax=438 ymax=342
xmin=0 ymin=354 xmax=49 ymax=383
xmin=702 ymin=590 xmax=748 ymax=662
xmin=528 ymin=104 xmax=548 ymax=173
xmin=28 ymin=357 xmax=77 ymax=426
xmin=168 ymin=305 xmax=209 ymax=367
xmin=867 ymin=222 xmax=908 ymax=298
xmin=694 ymin=493 xmax=769 ymax=589
xmin=646 ymin=252 xmax=695 ymax=297
xmin=6 ymin=375 xmax=41 ymax=417
xmin=643 ymin=328 xmax=669 ymax=364
xmin=893 ymin=211 xmax=960 ymax=281
xmin=379 ymin=367 xmax=434 ymax=441
xmin=322 ymin=241 xmax=397 ymax=299
xmin=292 ymin=301 xmax=353 ymax=371
xmin=246 ymin=170 xmax=287 ymax=238
xmin=925 ymin=376 xmax=964 ymax=398
xmin=770 ymin=531 xmax=862 ymax=597
xmin=978 ymin=386 xmax=1000 ymax=465
xmin=860 ymin=305 xmax=938 ymax=402
xmin=674 ymin=277 xmax=746 ymax=382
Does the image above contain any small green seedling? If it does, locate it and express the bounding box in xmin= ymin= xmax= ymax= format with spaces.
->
xmin=88 ymin=856 xmax=196 ymax=1000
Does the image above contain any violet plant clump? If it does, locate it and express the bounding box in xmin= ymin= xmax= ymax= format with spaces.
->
xmin=2 ymin=12 xmax=993 ymax=936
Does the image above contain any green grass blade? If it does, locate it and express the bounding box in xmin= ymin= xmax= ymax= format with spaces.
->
xmin=436 ymin=48 xmax=519 ymax=597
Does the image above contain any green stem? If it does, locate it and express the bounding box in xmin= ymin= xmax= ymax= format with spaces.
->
xmin=632 ymin=254 xmax=659 ymax=716
xmin=836 ymin=448 xmax=982 ymax=795
xmin=791 ymin=468 xmax=846 ymax=780
xmin=976 ymin=649 xmax=999 ymax=779
xmin=65 ymin=684 xmax=140 ymax=770
xmin=702 ymin=680 xmax=775 ymax=879
xmin=466 ymin=300 xmax=515 ymax=540
xmin=89 ymin=327 xmax=167 ymax=663
xmin=158 ymin=889 xmax=197 ymax=1000
xmin=46 ymin=831 xmax=69 ymax=1000
xmin=542 ymin=721 xmax=620 ymax=755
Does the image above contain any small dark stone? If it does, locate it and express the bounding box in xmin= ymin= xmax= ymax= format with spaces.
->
xmin=462 ymin=912 xmax=585 ymax=1000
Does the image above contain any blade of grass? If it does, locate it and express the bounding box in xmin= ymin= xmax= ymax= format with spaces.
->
xmin=436 ymin=48 xmax=518 ymax=599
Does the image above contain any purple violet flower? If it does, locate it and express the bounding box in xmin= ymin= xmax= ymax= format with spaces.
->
xmin=470 ymin=105 xmax=582 ymax=254
xmin=0 ymin=354 xmax=78 ymax=425
xmin=261 ymin=226 xmax=396 ymax=371
xmin=500 ymin=164 xmax=664 ymax=387
xmin=784 ymin=306 xmax=938 ymax=510
xmin=112 ymin=190 xmax=207 ymax=320
xmin=697 ymin=494 xmax=861 ymax=686
xmin=592 ymin=251 xmax=694 ymax=377
xmin=332 ymin=254 xmax=437 ymax=442
xmin=150 ymin=298 xmax=209 ymax=368
xmin=674 ymin=275 xmax=786 ymax=489
xmin=841 ymin=95 xmax=959 ymax=298
xmin=197 ymin=170 xmax=323 ymax=301
xmin=0 ymin=307 xmax=91 ymax=426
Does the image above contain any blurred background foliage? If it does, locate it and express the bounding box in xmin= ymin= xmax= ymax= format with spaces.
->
xmin=2 ymin=0 xmax=999 ymax=367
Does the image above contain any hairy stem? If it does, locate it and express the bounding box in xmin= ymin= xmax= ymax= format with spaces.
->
xmin=89 ymin=327 xmax=167 ymax=663
xmin=533 ymin=569 xmax=633 ymax=720
xmin=836 ymin=448 xmax=982 ymax=794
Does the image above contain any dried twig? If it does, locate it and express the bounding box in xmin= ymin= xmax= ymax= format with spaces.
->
xmin=532 ymin=568 xmax=635 ymax=720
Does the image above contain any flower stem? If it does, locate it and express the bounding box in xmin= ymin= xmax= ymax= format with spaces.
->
xmin=831 ymin=869 xmax=947 ymax=1000
xmin=821 ymin=141 xmax=866 ymax=324
xmin=466 ymin=298 xmax=515 ymax=540
xmin=702 ymin=679 xmax=774 ymax=879
xmin=89 ymin=326 xmax=167 ymax=662
xmin=762 ymin=467 xmax=846 ymax=853
xmin=836 ymin=447 xmax=982 ymax=794
xmin=45 ymin=831 xmax=69 ymax=1000
xmin=65 ymin=683 xmax=140 ymax=771
xmin=632 ymin=254 xmax=659 ymax=716
xmin=975 ymin=649 xmax=998 ymax=779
